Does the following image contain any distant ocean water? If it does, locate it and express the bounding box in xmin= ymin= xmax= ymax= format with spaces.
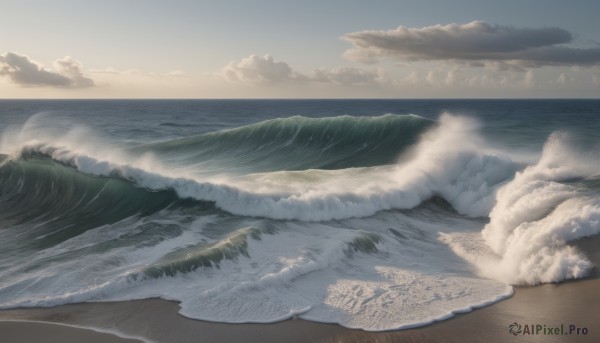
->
xmin=0 ymin=99 xmax=599 ymax=330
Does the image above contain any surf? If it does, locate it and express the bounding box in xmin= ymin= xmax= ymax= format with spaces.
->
xmin=0 ymin=109 xmax=598 ymax=331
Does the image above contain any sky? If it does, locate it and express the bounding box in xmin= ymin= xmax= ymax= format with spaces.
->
xmin=1 ymin=0 xmax=600 ymax=98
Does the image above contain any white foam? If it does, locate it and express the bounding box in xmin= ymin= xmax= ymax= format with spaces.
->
xmin=2 ymin=113 xmax=598 ymax=331
xmin=0 ymin=209 xmax=513 ymax=331
xmin=446 ymin=132 xmax=600 ymax=285
xmin=2 ymin=114 xmax=518 ymax=222
xmin=0 ymin=214 xmax=203 ymax=309
xmin=108 ymin=215 xmax=511 ymax=330
xmin=0 ymin=320 xmax=152 ymax=343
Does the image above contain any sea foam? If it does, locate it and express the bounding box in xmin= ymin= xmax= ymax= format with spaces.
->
xmin=478 ymin=132 xmax=600 ymax=284
xmin=0 ymin=112 xmax=597 ymax=331
xmin=3 ymin=114 xmax=518 ymax=221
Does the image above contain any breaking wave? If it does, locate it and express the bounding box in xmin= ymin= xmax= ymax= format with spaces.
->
xmin=0 ymin=111 xmax=598 ymax=331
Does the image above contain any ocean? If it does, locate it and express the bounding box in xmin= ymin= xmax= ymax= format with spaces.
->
xmin=0 ymin=99 xmax=598 ymax=331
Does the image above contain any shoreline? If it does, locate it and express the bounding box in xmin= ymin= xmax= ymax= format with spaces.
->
xmin=1 ymin=236 xmax=598 ymax=343
xmin=0 ymin=320 xmax=144 ymax=343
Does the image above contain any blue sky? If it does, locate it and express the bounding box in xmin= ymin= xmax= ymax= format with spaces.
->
xmin=1 ymin=0 xmax=599 ymax=98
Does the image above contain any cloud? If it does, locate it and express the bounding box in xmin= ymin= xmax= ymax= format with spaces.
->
xmin=222 ymin=54 xmax=304 ymax=83
xmin=343 ymin=21 xmax=600 ymax=68
xmin=53 ymin=56 xmax=94 ymax=87
xmin=401 ymin=64 xmax=552 ymax=91
xmin=309 ymin=67 xmax=384 ymax=85
xmin=88 ymin=66 xmax=187 ymax=79
xmin=0 ymin=52 xmax=94 ymax=88
xmin=166 ymin=70 xmax=185 ymax=77
xmin=222 ymin=54 xmax=384 ymax=86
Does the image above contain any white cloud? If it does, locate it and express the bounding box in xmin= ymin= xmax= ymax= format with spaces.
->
xmin=403 ymin=71 xmax=421 ymax=84
xmin=308 ymin=67 xmax=385 ymax=86
xmin=423 ymin=66 xmax=463 ymax=86
xmin=426 ymin=69 xmax=444 ymax=85
xmin=343 ymin=21 xmax=600 ymax=68
xmin=557 ymin=73 xmax=568 ymax=84
xmin=0 ymin=52 xmax=94 ymax=88
xmin=89 ymin=68 xmax=185 ymax=78
xmin=222 ymin=54 xmax=304 ymax=83
xmin=167 ymin=70 xmax=185 ymax=77
xmin=402 ymin=64 xmax=559 ymax=91
xmin=53 ymin=56 xmax=94 ymax=87
xmin=214 ymin=47 xmax=600 ymax=97
xmin=523 ymin=70 xmax=536 ymax=87
xmin=222 ymin=54 xmax=385 ymax=87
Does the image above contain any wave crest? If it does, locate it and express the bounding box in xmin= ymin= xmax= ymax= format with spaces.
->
xmin=477 ymin=132 xmax=600 ymax=284
xmin=2 ymin=114 xmax=519 ymax=222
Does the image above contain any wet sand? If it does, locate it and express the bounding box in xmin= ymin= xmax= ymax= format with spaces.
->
xmin=0 ymin=321 xmax=143 ymax=343
xmin=1 ymin=236 xmax=598 ymax=343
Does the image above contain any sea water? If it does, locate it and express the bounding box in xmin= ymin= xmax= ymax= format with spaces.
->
xmin=0 ymin=99 xmax=598 ymax=330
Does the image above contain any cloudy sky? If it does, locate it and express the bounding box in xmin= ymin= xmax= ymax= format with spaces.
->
xmin=1 ymin=0 xmax=599 ymax=98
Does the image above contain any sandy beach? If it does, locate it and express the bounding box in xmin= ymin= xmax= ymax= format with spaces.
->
xmin=0 ymin=321 xmax=143 ymax=343
xmin=0 ymin=236 xmax=598 ymax=343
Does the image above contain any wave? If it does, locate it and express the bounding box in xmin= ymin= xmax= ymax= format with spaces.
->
xmin=0 ymin=155 xmax=177 ymax=248
xmin=1 ymin=114 xmax=599 ymax=277
xmin=158 ymin=122 xmax=204 ymax=127
xmin=1 ymin=111 xmax=599 ymax=331
xmin=1 ymin=115 xmax=520 ymax=223
xmin=136 ymin=114 xmax=433 ymax=171
xmin=443 ymin=132 xmax=600 ymax=285
xmin=0 ymin=212 xmax=513 ymax=331
xmin=479 ymin=132 xmax=600 ymax=284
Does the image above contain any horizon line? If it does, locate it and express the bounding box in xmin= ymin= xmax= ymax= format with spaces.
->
xmin=1 ymin=97 xmax=599 ymax=101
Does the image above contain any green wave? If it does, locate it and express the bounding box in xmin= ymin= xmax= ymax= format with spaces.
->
xmin=136 ymin=114 xmax=433 ymax=171
xmin=0 ymin=156 xmax=177 ymax=249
